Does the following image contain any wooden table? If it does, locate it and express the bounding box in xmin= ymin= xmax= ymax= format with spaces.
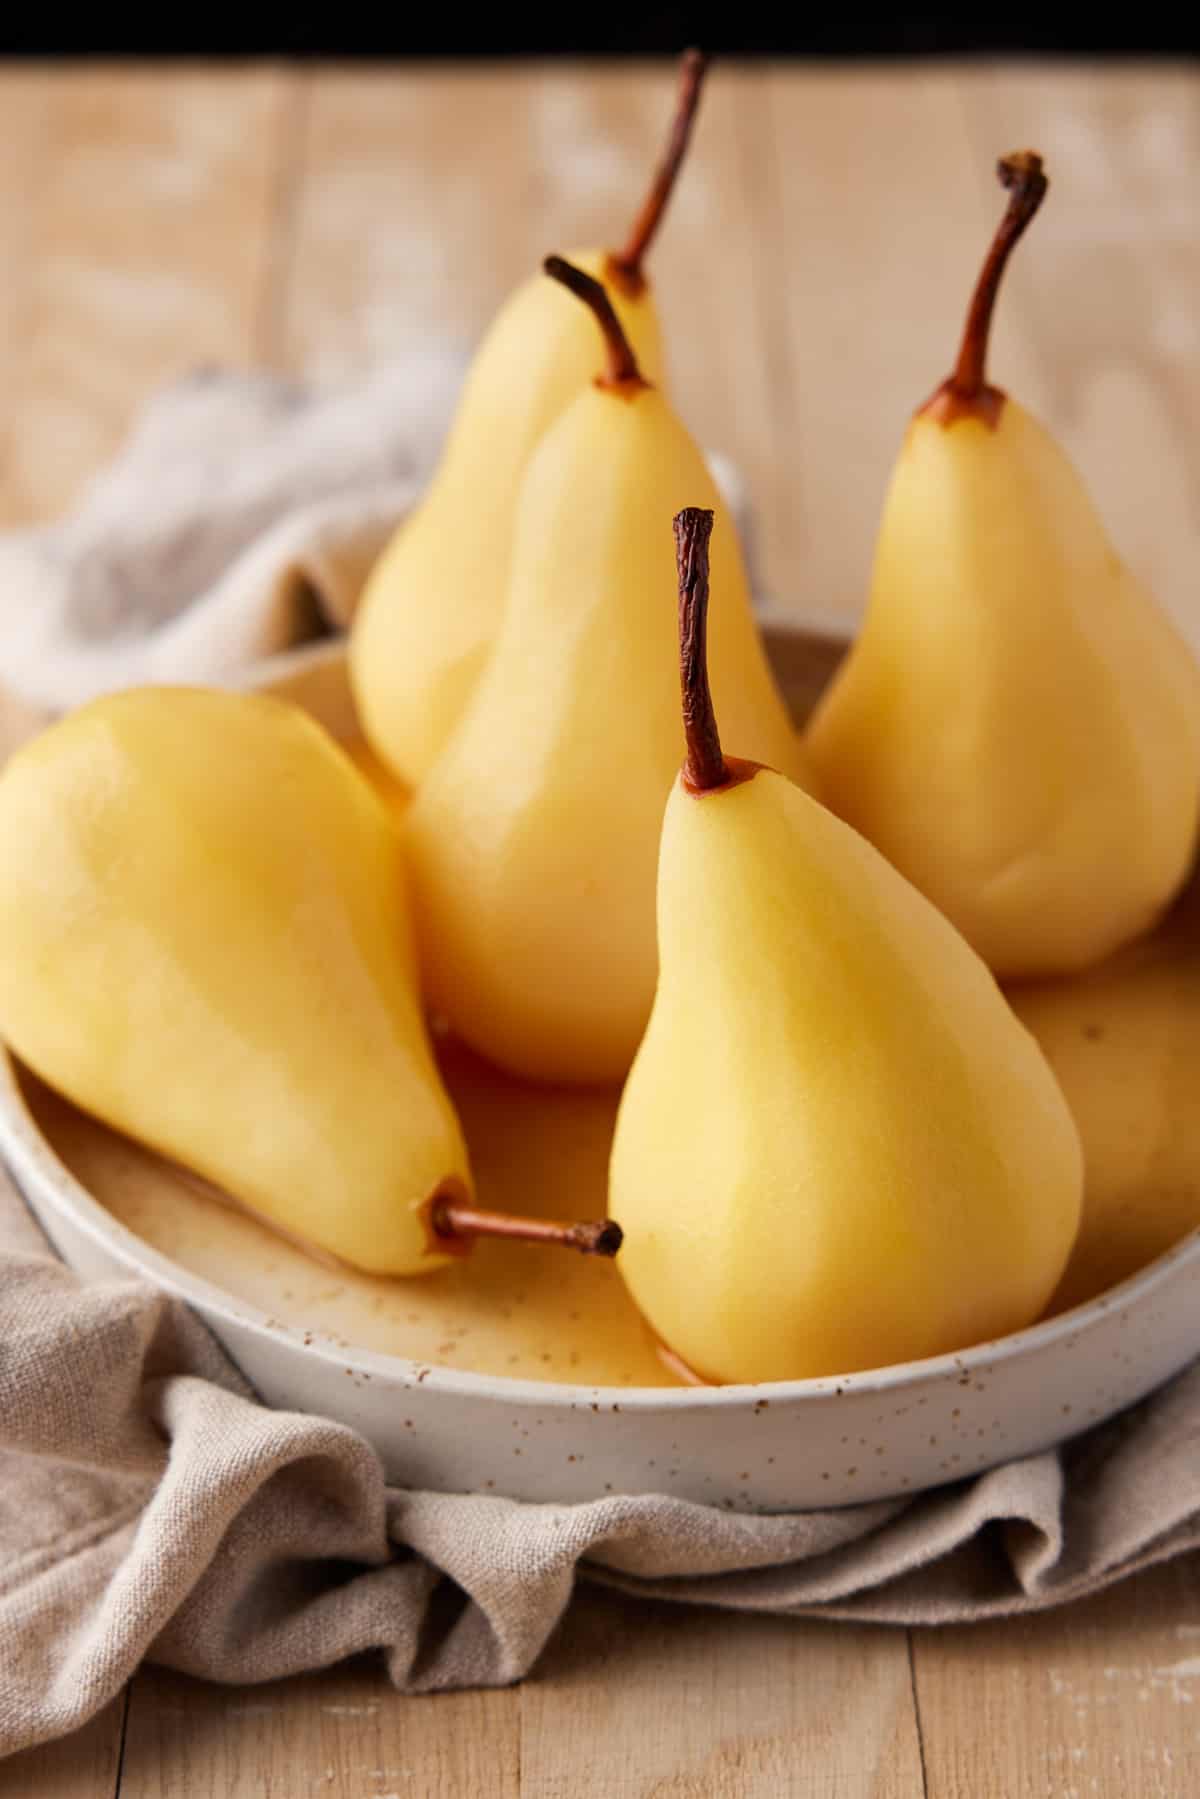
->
xmin=0 ymin=57 xmax=1197 ymax=1798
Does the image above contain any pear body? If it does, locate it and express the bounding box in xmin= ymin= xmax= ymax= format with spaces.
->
xmin=406 ymin=388 xmax=810 ymax=1086
xmin=807 ymin=399 xmax=1200 ymax=978
xmin=0 ymin=688 xmax=469 ymax=1274
xmin=611 ymin=768 xmax=1083 ymax=1383
xmin=349 ymin=251 xmax=664 ymax=787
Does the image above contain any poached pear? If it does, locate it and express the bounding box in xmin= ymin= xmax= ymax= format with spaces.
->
xmin=807 ymin=151 xmax=1200 ymax=979
xmin=0 ymin=688 xmax=619 ymax=1274
xmin=610 ymin=508 xmax=1083 ymax=1383
xmin=406 ymin=260 xmax=810 ymax=1086
xmin=349 ymin=51 xmax=708 ymax=787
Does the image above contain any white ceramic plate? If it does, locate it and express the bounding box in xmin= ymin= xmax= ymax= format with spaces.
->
xmin=4 ymin=630 xmax=1199 ymax=1511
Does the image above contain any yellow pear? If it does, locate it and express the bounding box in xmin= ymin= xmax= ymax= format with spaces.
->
xmin=0 ymin=688 xmax=618 ymax=1274
xmin=406 ymin=261 xmax=811 ymax=1086
xmin=807 ymin=151 xmax=1200 ymax=979
xmin=349 ymin=51 xmax=708 ymax=787
xmin=610 ymin=509 xmax=1083 ymax=1384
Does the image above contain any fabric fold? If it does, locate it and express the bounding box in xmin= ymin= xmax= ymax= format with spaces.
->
xmin=3 ymin=1171 xmax=1199 ymax=1757
xmin=0 ymin=367 xmax=1197 ymax=1760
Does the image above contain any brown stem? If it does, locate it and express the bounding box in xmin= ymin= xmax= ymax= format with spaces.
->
xmin=675 ymin=507 xmax=728 ymax=791
xmin=430 ymin=1196 xmax=623 ymax=1259
xmin=543 ymin=255 xmax=649 ymax=393
xmin=606 ymin=49 xmax=710 ymax=297
xmin=924 ymin=150 xmax=1047 ymax=426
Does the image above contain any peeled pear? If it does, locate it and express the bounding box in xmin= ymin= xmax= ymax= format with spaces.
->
xmin=807 ymin=151 xmax=1200 ymax=980
xmin=407 ymin=261 xmax=810 ymax=1086
xmin=349 ymin=51 xmax=708 ymax=787
xmin=0 ymin=687 xmax=473 ymax=1274
xmin=611 ymin=509 xmax=1083 ymax=1384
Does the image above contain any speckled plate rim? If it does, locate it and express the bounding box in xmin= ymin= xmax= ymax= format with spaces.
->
xmin=4 ymin=884 xmax=1199 ymax=1415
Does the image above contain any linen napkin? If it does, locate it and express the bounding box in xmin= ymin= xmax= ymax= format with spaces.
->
xmin=1 ymin=369 xmax=1198 ymax=1760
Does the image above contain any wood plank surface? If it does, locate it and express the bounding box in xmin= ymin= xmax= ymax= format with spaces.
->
xmin=913 ymin=1559 xmax=1200 ymax=1798
xmin=0 ymin=1695 xmax=126 ymax=1799
xmin=0 ymin=64 xmax=295 ymax=529
xmin=958 ymin=64 xmax=1200 ymax=646
xmin=763 ymin=66 xmax=992 ymax=624
xmin=117 ymin=1663 xmax=520 ymax=1799
xmin=0 ymin=55 xmax=1197 ymax=1799
xmin=0 ymin=72 xmax=49 ymax=447
xmin=519 ymin=1586 xmax=923 ymax=1796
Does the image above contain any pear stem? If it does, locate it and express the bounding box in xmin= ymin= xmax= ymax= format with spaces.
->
xmin=949 ymin=150 xmax=1048 ymax=400
xmin=543 ymin=255 xmax=649 ymax=391
xmin=675 ymin=507 xmax=728 ymax=792
xmin=607 ymin=49 xmax=710 ymax=296
xmin=431 ymin=1197 xmax=623 ymax=1259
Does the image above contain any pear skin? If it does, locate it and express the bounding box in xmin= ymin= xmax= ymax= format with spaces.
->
xmin=349 ymin=249 xmax=662 ymax=788
xmin=349 ymin=53 xmax=707 ymax=787
xmin=807 ymin=152 xmax=1200 ymax=979
xmin=406 ymin=264 xmax=811 ymax=1086
xmin=610 ymin=509 xmax=1083 ymax=1384
xmin=0 ymin=687 xmax=470 ymax=1274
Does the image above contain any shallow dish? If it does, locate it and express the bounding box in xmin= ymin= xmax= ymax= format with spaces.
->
xmin=4 ymin=627 xmax=1199 ymax=1510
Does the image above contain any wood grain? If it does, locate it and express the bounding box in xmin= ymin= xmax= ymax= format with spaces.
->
xmin=281 ymin=62 xmax=763 ymax=372
xmin=958 ymin=64 xmax=1200 ymax=646
xmin=913 ymin=1559 xmax=1200 ymax=1797
xmin=119 ymin=1663 xmax=519 ymax=1799
xmin=763 ymin=66 xmax=991 ymax=624
xmin=0 ymin=65 xmax=295 ymax=529
xmin=0 ymin=1694 xmax=126 ymax=1799
xmin=520 ymin=1585 xmax=924 ymax=1796
xmin=0 ymin=57 xmax=1198 ymax=1799
xmin=0 ymin=71 xmax=49 ymax=434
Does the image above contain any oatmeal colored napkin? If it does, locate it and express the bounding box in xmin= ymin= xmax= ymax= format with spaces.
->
xmin=1 ymin=370 xmax=1198 ymax=1758
xmin=0 ymin=355 xmax=465 ymax=713
xmin=4 ymin=1171 xmax=1200 ymax=1757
